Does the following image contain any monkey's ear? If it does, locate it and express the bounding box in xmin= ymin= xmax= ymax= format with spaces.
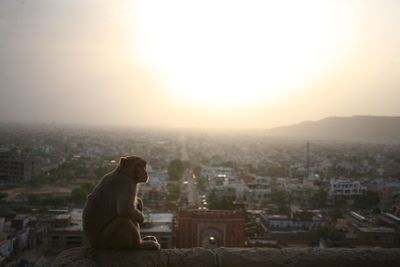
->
xmin=120 ymin=157 xmax=128 ymax=167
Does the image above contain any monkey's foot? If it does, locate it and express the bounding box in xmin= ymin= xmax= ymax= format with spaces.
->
xmin=138 ymin=240 xmax=160 ymax=250
xmin=143 ymin=236 xmax=158 ymax=242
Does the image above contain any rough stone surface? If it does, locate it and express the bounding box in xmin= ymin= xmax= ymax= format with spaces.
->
xmin=53 ymin=247 xmax=216 ymax=267
xmin=161 ymin=248 xmax=217 ymax=267
xmin=53 ymin=247 xmax=400 ymax=267
xmin=52 ymin=247 xmax=97 ymax=267
xmin=216 ymin=247 xmax=400 ymax=267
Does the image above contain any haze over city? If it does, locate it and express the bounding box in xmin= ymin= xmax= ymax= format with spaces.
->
xmin=1 ymin=0 xmax=400 ymax=129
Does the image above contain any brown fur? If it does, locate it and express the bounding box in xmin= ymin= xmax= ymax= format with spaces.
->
xmin=82 ymin=156 xmax=160 ymax=250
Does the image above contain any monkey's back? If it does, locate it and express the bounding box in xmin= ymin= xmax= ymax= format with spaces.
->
xmin=82 ymin=171 xmax=132 ymax=238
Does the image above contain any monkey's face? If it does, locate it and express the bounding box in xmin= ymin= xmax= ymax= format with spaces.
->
xmin=120 ymin=156 xmax=149 ymax=183
xmin=134 ymin=159 xmax=149 ymax=183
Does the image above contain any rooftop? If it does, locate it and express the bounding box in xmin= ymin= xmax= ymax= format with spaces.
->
xmin=358 ymin=227 xmax=396 ymax=233
xmin=148 ymin=213 xmax=173 ymax=223
xmin=141 ymin=224 xmax=172 ymax=233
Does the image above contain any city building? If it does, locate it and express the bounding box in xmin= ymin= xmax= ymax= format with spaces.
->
xmin=48 ymin=209 xmax=87 ymax=251
xmin=261 ymin=210 xmax=325 ymax=231
xmin=353 ymin=227 xmax=400 ymax=247
xmin=201 ymin=167 xmax=235 ymax=179
xmin=259 ymin=210 xmax=326 ymax=247
xmin=175 ymin=210 xmax=245 ymax=248
xmin=11 ymin=215 xmax=30 ymax=231
xmin=377 ymin=213 xmax=400 ymax=230
xmin=0 ymin=239 xmax=13 ymax=258
xmin=245 ymin=176 xmax=273 ymax=209
xmin=0 ymin=207 xmax=16 ymax=222
xmin=246 ymin=188 xmax=272 ymax=208
xmin=328 ymin=179 xmax=367 ymax=197
xmin=0 ymin=153 xmax=35 ymax=182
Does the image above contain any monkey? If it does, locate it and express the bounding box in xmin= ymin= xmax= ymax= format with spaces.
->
xmin=82 ymin=156 xmax=160 ymax=250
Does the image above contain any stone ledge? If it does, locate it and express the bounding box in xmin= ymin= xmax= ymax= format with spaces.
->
xmin=53 ymin=247 xmax=400 ymax=267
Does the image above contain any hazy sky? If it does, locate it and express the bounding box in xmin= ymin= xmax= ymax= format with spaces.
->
xmin=0 ymin=0 xmax=399 ymax=129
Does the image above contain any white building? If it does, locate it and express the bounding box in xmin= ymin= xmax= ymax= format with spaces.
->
xmin=261 ymin=211 xmax=325 ymax=231
xmin=328 ymin=179 xmax=367 ymax=197
xmin=0 ymin=239 xmax=13 ymax=258
xmin=201 ymin=167 xmax=235 ymax=179
xmin=246 ymin=188 xmax=272 ymax=208
xmin=245 ymin=176 xmax=274 ymax=209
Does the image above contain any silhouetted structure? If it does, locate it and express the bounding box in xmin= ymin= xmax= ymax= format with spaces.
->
xmin=0 ymin=153 xmax=34 ymax=182
xmin=175 ymin=210 xmax=245 ymax=248
xmin=306 ymin=142 xmax=310 ymax=178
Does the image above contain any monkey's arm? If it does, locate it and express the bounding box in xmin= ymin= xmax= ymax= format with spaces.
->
xmin=136 ymin=197 xmax=143 ymax=212
xmin=129 ymin=209 xmax=145 ymax=224
xmin=117 ymin=183 xmax=145 ymax=224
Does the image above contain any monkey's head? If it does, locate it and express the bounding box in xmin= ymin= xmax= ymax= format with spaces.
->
xmin=119 ymin=156 xmax=149 ymax=183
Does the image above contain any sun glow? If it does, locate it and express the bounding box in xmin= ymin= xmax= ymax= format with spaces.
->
xmin=133 ymin=0 xmax=352 ymax=108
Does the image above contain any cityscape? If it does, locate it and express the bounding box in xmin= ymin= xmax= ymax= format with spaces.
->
xmin=0 ymin=122 xmax=400 ymax=266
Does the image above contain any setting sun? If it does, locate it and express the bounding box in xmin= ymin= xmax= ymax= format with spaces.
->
xmin=132 ymin=0 xmax=352 ymax=108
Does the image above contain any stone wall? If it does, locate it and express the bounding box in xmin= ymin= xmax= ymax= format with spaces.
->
xmin=53 ymin=247 xmax=400 ymax=267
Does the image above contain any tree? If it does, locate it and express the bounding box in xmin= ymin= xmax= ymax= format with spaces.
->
xmin=310 ymin=189 xmax=328 ymax=208
xmin=193 ymin=166 xmax=202 ymax=178
xmin=70 ymin=182 xmax=95 ymax=205
xmin=182 ymin=160 xmax=191 ymax=170
xmin=354 ymin=190 xmax=380 ymax=209
xmin=314 ymin=226 xmax=335 ymax=240
xmin=27 ymin=194 xmax=40 ymax=204
xmin=32 ymin=175 xmax=48 ymax=184
xmin=168 ymin=159 xmax=185 ymax=181
xmin=193 ymin=166 xmax=207 ymax=191
xmin=82 ymin=181 xmax=95 ymax=192
xmin=0 ymin=192 xmax=7 ymax=202
xmin=71 ymin=187 xmax=88 ymax=204
xmin=207 ymin=189 xmax=235 ymax=210
xmin=266 ymin=165 xmax=286 ymax=177
xmin=196 ymin=176 xmax=208 ymax=192
xmin=166 ymin=182 xmax=181 ymax=201
xmin=221 ymin=161 xmax=235 ymax=168
xmin=270 ymin=189 xmax=290 ymax=214
xmin=211 ymin=155 xmax=222 ymax=163
xmin=314 ymin=226 xmax=343 ymax=244
xmin=42 ymin=196 xmax=68 ymax=206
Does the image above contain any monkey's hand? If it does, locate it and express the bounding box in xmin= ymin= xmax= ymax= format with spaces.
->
xmin=131 ymin=208 xmax=145 ymax=224
xmin=117 ymin=196 xmax=145 ymax=223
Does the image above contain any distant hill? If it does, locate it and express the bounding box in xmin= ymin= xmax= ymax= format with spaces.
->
xmin=267 ymin=116 xmax=400 ymax=143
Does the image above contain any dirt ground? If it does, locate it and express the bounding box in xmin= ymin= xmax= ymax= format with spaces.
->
xmin=0 ymin=184 xmax=74 ymax=202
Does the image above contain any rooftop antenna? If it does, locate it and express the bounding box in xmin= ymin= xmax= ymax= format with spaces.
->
xmin=306 ymin=141 xmax=310 ymax=178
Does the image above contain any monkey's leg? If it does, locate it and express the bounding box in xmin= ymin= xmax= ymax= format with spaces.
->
xmin=136 ymin=240 xmax=160 ymax=250
xmin=99 ymin=218 xmax=160 ymax=250
xmin=100 ymin=217 xmax=140 ymax=249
